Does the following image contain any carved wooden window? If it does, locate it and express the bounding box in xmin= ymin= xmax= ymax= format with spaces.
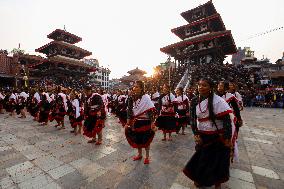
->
xmin=185 ymin=28 xmax=191 ymax=36
xmin=200 ymin=23 xmax=208 ymax=31
xmin=191 ymin=25 xmax=200 ymax=34
xmin=192 ymin=9 xmax=203 ymax=20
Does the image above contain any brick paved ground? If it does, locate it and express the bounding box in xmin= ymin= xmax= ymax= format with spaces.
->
xmin=0 ymin=108 xmax=283 ymax=189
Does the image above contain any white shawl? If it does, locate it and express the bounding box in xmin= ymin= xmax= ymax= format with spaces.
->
xmin=34 ymin=92 xmax=41 ymax=103
xmin=133 ymin=94 xmax=155 ymax=117
xmin=196 ymin=94 xmax=232 ymax=132
xmin=9 ymin=93 xmax=17 ymax=100
xmin=42 ymin=92 xmax=52 ymax=103
xmin=72 ymin=99 xmax=80 ymax=118
xmin=161 ymin=93 xmax=175 ymax=113
xmin=0 ymin=93 xmax=5 ymax=100
xmin=222 ymin=92 xmax=237 ymax=103
xmin=173 ymin=95 xmax=189 ymax=110
xmin=58 ymin=92 xmax=67 ymax=111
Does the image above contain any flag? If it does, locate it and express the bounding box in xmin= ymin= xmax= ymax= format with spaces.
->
xmin=175 ymin=69 xmax=189 ymax=90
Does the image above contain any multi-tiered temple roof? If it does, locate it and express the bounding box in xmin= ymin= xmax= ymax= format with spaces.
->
xmin=47 ymin=29 xmax=82 ymax=44
xmin=160 ymin=1 xmax=236 ymax=64
xmin=121 ymin=67 xmax=147 ymax=83
xmin=36 ymin=29 xmax=91 ymax=60
xmin=27 ymin=29 xmax=93 ymax=77
xmin=13 ymin=29 xmax=95 ymax=88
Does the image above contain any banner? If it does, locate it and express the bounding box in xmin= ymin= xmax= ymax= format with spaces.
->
xmin=175 ymin=69 xmax=189 ymax=90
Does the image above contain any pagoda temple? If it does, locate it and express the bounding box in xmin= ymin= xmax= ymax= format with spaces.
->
xmin=160 ymin=1 xmax=236 ymax=68
xmin=16 ymin=29 xmax=94 ymax=88
xmin=120 ymin=67 xmax=147 ymax=86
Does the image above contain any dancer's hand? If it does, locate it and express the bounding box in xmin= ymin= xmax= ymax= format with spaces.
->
xmin=194 ymin=135 xmax=202 ymax=145
xmin=238 ymin=119 xmax=243 ymax=127
xmin=151 ymin=123 xmax=157 ymax=131
xmin=224 ymin=139 xmax=232 ymax=148
xmin=97 ymin=111 xmax=101 ymax=117
xmin=124 ymin=121 xmax=130 ymax=129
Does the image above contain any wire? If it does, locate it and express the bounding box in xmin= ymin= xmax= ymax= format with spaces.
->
xmin=240 ymin=26 xmax=284 ymax=42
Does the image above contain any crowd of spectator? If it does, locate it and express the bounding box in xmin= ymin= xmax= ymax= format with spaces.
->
xmin=148 ymin=63 xmax=254 ymax=91
xmin=33 ymin=76 xmax=91 ymax=90
xmin=241 ymin=89 xmax=284 ymax=108
xmin=146 ymin=62 xmax=284 ymax=108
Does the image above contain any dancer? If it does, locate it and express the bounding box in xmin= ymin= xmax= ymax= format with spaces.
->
xmin=173 ymin=87 xmax=189 ymax=135
xmin=229 ymin=81 xmax=243 ymax=110
xmin=0 ymin=90 xmax=5 ymax=114
xmin=156 ymin=84 xmax=176 ymax=141
xmin=83 ymin=86 xmax=106 ymax=144
xmin=38 ymin=92 xmax=51 ymax=125
xmin=183 ymin=78 xmax=233 ymax=189
xmin=101 ymin=89 xmax=110 ymax=116
xmin=217 ymin=81 xmax=243 ymax=162
xmin=69 ymin=91 xmax=83 ymax=135
xmin=125 ymin=81 xmax=156 ymax=164
xmin=26 ymin=89 xmax=38 ymax=120
xmin=150 ymin=86 xmax=160 ymax=110
xmin=17 ymin=89 xmax=29 ymax=118
xmin=8 ymin=90 xmax=17 ymax=117
xmin=52 ymin=88 xmax=67 ymax=129
xmin=117 ymin=90 xmax=128 ymax=127
xmin=33 ymin=89 xmax=41 ymax=121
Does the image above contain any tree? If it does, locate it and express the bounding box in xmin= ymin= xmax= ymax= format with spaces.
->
xmin=10 ymin=48 xmax=25 ymax=55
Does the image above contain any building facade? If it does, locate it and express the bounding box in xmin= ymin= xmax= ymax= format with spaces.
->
xmin=84 ymin=58 xmax=111 ymax=90
xmin=241 ymin=56 xmax=284 ymax=85
xmin=0 ymin=50 xmax=22 ymax=87
xmin=231 ymin=47 xmax=246 ymax=65
xmin=0 ymin=51 xmax=13 ymax=75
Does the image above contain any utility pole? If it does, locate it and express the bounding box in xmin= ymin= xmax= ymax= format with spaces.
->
xmin=167 ymin=56 xmax=171 ymax=90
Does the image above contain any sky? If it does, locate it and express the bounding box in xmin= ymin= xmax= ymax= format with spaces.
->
xmin=0 ymin=0 xmax=283 ymax=79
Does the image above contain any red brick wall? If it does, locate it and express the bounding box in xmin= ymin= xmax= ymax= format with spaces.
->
xmin=0 ymin=53 xmax=13 ymax=74
xmin=11 ymin=56 xmax=20 ymax=75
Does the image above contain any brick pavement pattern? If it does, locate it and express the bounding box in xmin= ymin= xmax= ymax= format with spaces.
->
xmin=0 ymin=108 xmax=283 ymax=189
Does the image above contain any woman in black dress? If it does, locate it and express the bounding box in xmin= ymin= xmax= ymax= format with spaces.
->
xmin=117 ymin=91 xmax=128 ymax=127
xmin=68 ymin=91 xmax=83 ymax=135
xmin=0 ymin=90 xmax=5 ymax=114
xmin=125 ymin=81 xmax=156 ymax=164
xmin=173 ymin=87 xmax=189 ymax=135
xmin=38 ymin=93 xmax=51 ymax=125
xmin=217 ymin=81 xmax=243 ymax=162
xmin=156 ymin=84 xmax=176 ymax=141
xmin=183 ymin=78 xmax=233 ymax=189
xmin=83 ymin=86 xmax=106 ymax=144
